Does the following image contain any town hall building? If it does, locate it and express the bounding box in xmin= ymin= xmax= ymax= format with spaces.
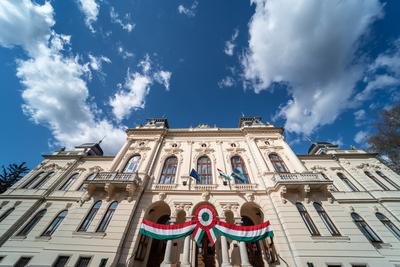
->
xmin=0 ymin=117 xmax=399 ymax=267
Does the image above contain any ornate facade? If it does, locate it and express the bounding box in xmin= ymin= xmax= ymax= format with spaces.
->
xmin=0 ymin=117 xmax=399 ymax=267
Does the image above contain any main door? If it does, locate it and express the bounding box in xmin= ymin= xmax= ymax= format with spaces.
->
xmin=146 ymin=215 xmax=170 ymax=267
xmin=195 ymin=237 xmax=215 ymax=267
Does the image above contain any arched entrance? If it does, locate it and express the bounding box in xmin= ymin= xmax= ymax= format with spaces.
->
xmin=241 ymin=203 xmax=265 ymax=267
xmin=192 ymin=202 xmax=217 ymax=267
xmin=146 ymin=214 xmax=170 ymax=266
xmin=134 ymin=201 xmax=171 ymax=267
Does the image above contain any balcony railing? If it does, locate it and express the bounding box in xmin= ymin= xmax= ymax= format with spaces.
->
xmin=233 ymin=184 xmax=258 ymax=191
xmin=90 ymin=172 xmax=136 ymax=182
xmin=272 ymin=172 xmax=327 ymax=183
xmin=193 ymin=184 xmax=218 ymax=191
xmin=153 ymin=183 xmax=178 ymax=191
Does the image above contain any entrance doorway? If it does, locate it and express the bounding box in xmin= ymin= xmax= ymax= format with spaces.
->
xmin=195 ymin=237 xmax=215 ymax=267
xmin=146 ymin=215 xmax=170 ymax=267
xmin=243 ymin=216 xmax=264 ymax=267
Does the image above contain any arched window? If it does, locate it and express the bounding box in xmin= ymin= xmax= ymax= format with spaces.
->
xmin=96 ymin=201 xmax=118 ymax=232
xmin=22 ymin=172 xmax=45 ymax=189
xmin=159 ymin=156 xmax=178 ymax=184
xmin=376 ymin=212 xmax=400 ymax=239
xmin=32 ymin=172 xmax=55 ymax=189
xmin=59 ymin=173 xmax=79 ymax=191
xmin=231 ymin=156 xmax=249 ymax=184
xmin=197 ymin=156 xmax=212 ymax=184
xmin=313 ymin=203 xmax=340 ymax=236
xmin=269 ymin=153 xmax=289 ymax=173
xmin=376 ymin=171 xmax=400 ymax=190
xmin=41 ymin=210 xmax=68 ymax=236
xmin=78 ymin=201 xmax=101 ymax=232
xmin=124 ymin=155 xmax=141 ymax=173
xmin=337 ymin=173 xmax=359 ymax=192
xmin=16 ymin=209 xmax=46 ymax=236
xmin=296 ymin=203 xmax=319 ymax=236
xmin=351 ymin=212 xmax=382 ymax=243
xmin=78 ymin=173 xmax=97 ymax=191
xmin=0 ymin=207 xmax=15 ymax=223
xmin=365 ymin=171 xmax=389 ymax=191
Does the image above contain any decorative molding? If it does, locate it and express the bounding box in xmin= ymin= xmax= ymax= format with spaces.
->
xmin=88 ymin=166 xmax=104 ymax=173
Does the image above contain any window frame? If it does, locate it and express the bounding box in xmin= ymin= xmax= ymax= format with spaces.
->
xmin=77 ymin=201 xmax=102 ymax=232
xmin=0 ymin=207 xmax=15 ymax=223
xmin=376 ymin=212 xmax=400 ymax=240
xmin=375 ymin=170 xmax=400 ymax=190
xmin=337 ymin=172 xmax=359 ymax=192
xmin=41 ymin=210 xmax=68 ymax=237
xmin=16 ymin=209 xmax=47 ymax=237
xmin=74 ymin=257 xmax=92 ymax=267
xmin=364 ymin=171 xmax=390 ymax=191
xmin=123 ymin=155 xmax=141 ymax=173
xmin=96 ymin=201 xmax=118 ymax=233
xmin=14 ymin=257 xmax=32 ymax=267
xmin=296 ymin=203 xmax=320 ymax=236
xmin=59 ymin=173 xmax=79 ymax=191
xmin=52 ymin=256 xmax=70 ymax=267
xmin=22 ymin=172 xmax=45 ymax=189
xmin=313 ymin=202 xmax=341 ymax=236
xmin=351 ymin=212 xmax=382 ymax=243
xmin=32 ymin=172 xmax=55 ymax=189
xmin=196 ymin=156 xmax=213 ymax=184
xmin=159 ymin=156 xmax=178 ymax=184
xmin=269 ymin=153 xmax=289 ymax=173
xmin=230 ymin=155 xmax=250 ymax=184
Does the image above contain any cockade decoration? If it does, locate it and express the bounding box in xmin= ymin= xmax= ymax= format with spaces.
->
xmin=139 ymin=204 xmax=273 ymax=246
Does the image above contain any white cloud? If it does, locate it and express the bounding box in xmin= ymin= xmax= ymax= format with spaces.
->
xmin=0 ymin=0 xmax=125 ymax=154
xmin=178 ymin=1 xmax=198 ymax=17
xmin=218 ymin=76 xmax=235 ymax=88
xmin=77 ymin=0 xmax=99 ymax=33
xmin=117 ymin=45 xmax=134 ymax=59
xmin=355 ymin=41 xmax=400 ymax=103
xmin=354 ymin=109 xmax=366 ymax=126
xmin=242 ymin=0 xmax=383 ymax=135
xmin=154 ymin=70 xmax=172 ymax=91
xmin=354 ymin=130 xmax=368 ymax=144
xmin=88 ymin=54 xmax=111 ymax=71
xmin=224 ymin=29 xmax=239 ymax=56
xmin=110 ymin=7 xmax=135 ymax=32
xmin=109 ymin=56 xmax=171 ymax=121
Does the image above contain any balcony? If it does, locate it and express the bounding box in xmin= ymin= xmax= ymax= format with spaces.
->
xmin=83 ymin=172 xmax=144 ymax=201
xmin=193 ymin=184 xmax=218 ymax=191
xmin=271 ymin=172 xmax=333 ymax=195
xmin=153 ymin=183 xmax=178 ymax=191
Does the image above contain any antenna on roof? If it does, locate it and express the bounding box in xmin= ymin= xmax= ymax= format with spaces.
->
xmin=98 ymin=136 xmax=106 ymax=145
xmin=241 ymin=112 xmax=245 ymax=117
xmin=305 ymin=136 xmax=315 ymax=144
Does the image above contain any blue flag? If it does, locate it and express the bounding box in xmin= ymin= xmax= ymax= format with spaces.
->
xmin=190 ymin=169 xmax=201 ymax=182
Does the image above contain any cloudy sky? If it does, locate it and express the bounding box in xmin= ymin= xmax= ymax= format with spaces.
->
xmin=0 ymin=0 xmax=399 ymax=168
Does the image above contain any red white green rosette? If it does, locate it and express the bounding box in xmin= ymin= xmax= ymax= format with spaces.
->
xmin=193 ymin=204 xmax=218 ymax=246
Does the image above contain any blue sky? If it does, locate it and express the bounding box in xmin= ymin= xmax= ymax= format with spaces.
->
xmin=0 ymin=0 xmax=399 ymax=168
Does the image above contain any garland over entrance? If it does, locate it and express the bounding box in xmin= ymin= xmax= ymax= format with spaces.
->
xmin=139 ymin=204 xmax=273 ymax=246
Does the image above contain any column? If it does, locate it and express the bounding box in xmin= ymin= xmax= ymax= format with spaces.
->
xmin=181 ymin=235 xmax=191 ymax=267
xmin=236 ymin=218 xmax=252 ymax=267
xmin=161 ymin=218 xmax=176 ymax=267
xmin=220 ymin=235 xmax=231 ymax=267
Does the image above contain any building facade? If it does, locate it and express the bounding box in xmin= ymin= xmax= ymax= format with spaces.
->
xmin=0 ymin=117 xmax=399 ymax=267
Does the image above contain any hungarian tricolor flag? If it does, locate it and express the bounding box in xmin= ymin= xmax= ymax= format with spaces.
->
xmin=217 ymin=168 xmax=231 ymax=181
xmin=139 ymin=219 xmax=195 ymax=240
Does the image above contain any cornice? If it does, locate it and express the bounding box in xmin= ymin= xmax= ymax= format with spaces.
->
xmin=42 ymin=155 xmax=114 ymax=160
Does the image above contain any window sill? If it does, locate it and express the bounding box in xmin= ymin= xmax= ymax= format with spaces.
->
xmin=10 ymin=235 xmax=26 ymax=240
xmin=35 ymin=236 xmax=51 ymax=240
xmin=72 ymin=231 xmax=107 ymax=238
xmin=311 ymin=236 xmax=350 ymax=242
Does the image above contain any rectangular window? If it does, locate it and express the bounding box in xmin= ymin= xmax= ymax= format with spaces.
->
xmin=99 ymin=258 xmax=108 ymax=267
xmin=53 ymin=256 xmax=70 ymax=267
xmin=75 ymin=257 xmax=91 ymax=267
xmin=352 ymin=265 xmax=367 ymax=267
xmin=14 ymin=257 xmax=32 ymax=267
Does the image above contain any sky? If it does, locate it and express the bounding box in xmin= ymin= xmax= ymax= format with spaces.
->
xmin=0 ymin=0 xmax=399 ymax=169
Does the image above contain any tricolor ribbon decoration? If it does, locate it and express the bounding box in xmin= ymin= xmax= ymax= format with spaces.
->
xmin=139 ymin=204 xmax=273 ymax=246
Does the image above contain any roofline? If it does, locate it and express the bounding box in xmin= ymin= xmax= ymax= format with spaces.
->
xmin=42 ymin=154 xmax=114 ymax=160
xmin=298 ymin=153 xmax=379 ymax=160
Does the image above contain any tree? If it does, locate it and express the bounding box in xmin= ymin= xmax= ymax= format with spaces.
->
xmin=368 ymin=103 xmax=400 ymax=174
xmin=0 ymin=162 xmax=29 ymax=193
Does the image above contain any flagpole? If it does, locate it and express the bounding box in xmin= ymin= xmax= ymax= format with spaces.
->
xmin=189 ymin=141 xmax=193 ymax=191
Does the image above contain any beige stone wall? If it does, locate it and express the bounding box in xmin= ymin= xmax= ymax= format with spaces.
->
xmin=0 ymin=123 xmax=399 ymax=267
